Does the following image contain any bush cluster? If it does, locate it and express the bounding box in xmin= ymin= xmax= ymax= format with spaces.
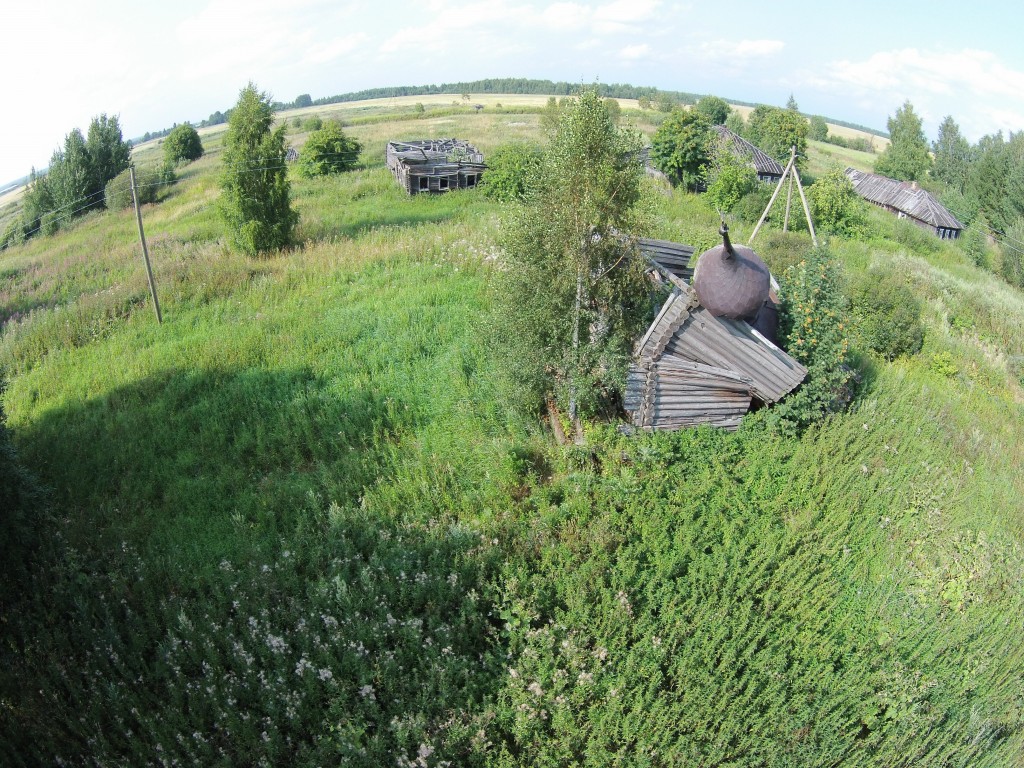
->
xmin=848 ymin=269 xmax=924 ymax=360
xmin=295 ymin=121 xmax=361 ymax=178
xmin=481 ymin=142 xmax=542 ymax=203
xmin=771 ymin=246 xmax=854 ymax=432
xmin=103 ymin=165 xmax=168 ymax=209
xmin=163 ymin=123 xmax=204 ymax=165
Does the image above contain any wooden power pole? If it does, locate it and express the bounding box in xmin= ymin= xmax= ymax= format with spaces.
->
xmin=129 ymin=167 xmax=162 ymax=324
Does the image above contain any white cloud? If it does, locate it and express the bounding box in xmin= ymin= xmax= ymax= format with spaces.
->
xmin=540 ymin=2 xmax=590 ymax=29
xmin=822 ymin=48 xmax=1024 ymax=99
xmin=379 ymin=0 xmax=664 ymax=55
xmin=301 ymin=33 xmax=369 ymax=66
xmin=699 ymin=39 xmax=785 ymax=61
xmin=620 ymin=44 xmax=652 ymax=61
xmin=803 ymin=48 xmax=1024 ymax=140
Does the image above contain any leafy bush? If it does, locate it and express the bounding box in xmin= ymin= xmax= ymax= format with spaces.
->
xmin=40 ymin=211 xmax=60 ymax=236
xmin=810 ymin=165 xmax=865 ymax=237
xmin=650 ymin=108 xmax=713 ymax=189
xmin=771 ymin=246 xmax=854 ymax=432
xmin=481 ymin=142 xmax=542 ymax=203
xmin=104 ymin=166 xmax=167 ymax=210
xmin=1 ymin=219 xmax=25 ymax=250
xmin=704 ymin=150 xmax=757 ymax=213
xmin=849 ymin=268 xmax=924 ymax=359
xmin=295 ymin=121 xmax=361 ymax=177
xmin=302 ymin=115 xmax=323 ymax=132
xmin=163 ymin=123 xmax=204 ymax=165
xmin=732 ymin=183 xmax=774 ymax=225
xmin=755 ymin=229 xmax=814 ymax=275
xmin=930 ymin=351 xmax=959 ymax=377
xmin=1000 ymin=217 xmax=1024 ymax=289
xmin=959 ymin=217 xmax=993 ymax=269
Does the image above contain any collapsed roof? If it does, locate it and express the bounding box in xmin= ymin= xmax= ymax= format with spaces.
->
xmin=625 ymin=231 xmax=806 ymax=431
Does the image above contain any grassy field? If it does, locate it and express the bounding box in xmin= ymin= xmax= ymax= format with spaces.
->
xmin=1 ymin=101 xmax=1022 ymax=766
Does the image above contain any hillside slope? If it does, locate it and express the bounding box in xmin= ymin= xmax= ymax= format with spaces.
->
xmin=1 ymin=103 xmax=1021 ymax=766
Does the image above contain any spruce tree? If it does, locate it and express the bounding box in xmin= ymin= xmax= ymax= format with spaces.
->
xmin=219 ymin=83 xmax=297 ymax=255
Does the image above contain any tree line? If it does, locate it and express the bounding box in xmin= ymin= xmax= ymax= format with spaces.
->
xmin=15 ymin=115 xmax=131 ymax=243
xmin=2 ymin=119 xmax=207 ymax=251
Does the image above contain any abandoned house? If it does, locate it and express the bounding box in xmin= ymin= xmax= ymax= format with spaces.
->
xmin=845 ymin=168 xmax=963 ymax=239
xmin=712 ymin=126 xmax=786 ymax=184
xmin=625 ymin=228 xmax=807 ymax=431
xmin=386 ymin=139 xmax=486 ymax=195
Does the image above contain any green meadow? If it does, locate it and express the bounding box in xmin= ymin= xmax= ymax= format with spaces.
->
xmin=1 ymin=101 xmax=1022 ymax=766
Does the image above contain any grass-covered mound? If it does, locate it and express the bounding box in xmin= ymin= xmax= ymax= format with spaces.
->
xmin=1 ymin=103 xmax=1022 ymax=766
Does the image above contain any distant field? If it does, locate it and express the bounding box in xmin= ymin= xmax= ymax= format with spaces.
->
xmin=806 ymin=138 xmax=878 ymax=175
xmin=9 ymin=93 xmax=885 ymax=209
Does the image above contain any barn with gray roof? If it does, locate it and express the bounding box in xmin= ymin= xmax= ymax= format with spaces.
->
xmin=845 ymin=168 xmax=963 ymax=239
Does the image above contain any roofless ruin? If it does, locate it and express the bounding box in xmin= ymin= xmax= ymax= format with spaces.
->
xmin=386 ymin=139 xmax=486 ymax=195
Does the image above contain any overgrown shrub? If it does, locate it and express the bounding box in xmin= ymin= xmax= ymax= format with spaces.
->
xmin=103 ymin=165 xmax=167 ymax=210
xmin=732 ymin=183 xmax=773 ymax=225
xmin=959 ymin=217 xmax=994 ymax=269
xmin=810 ymin=165 xmax=865 ymax=237
xmin=40 ymin=211 xmax=60 ymax=236
xmin=755 ymin=229 xmax=814 ymax=275
xmin=704 ymin=145 xmax=757 ymax=213
xmin=302 ymin=115 xmax=323 ymax=132
xmin=1000 ymin=217 xmax=1024 ymax=289
xmin=650 ymin=108 xmax=713 ymax=189
xmin=295 ymin=121 xmax=361 ymax=177
xmin=481 ymin=142 xmax=542 ymax=203
xmin=1 ymin=219 xmax=25 ymax=250
xmin=163 ymin=123 xmax=204 ymax=165
xmin=771 ymin=246 xmax=853 ymax=432
xmin=849 ymin=268 xmax=924 ymax=359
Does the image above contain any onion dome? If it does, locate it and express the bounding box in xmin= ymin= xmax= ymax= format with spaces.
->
xmin=692 ymin=224 xmax=770 ymax=321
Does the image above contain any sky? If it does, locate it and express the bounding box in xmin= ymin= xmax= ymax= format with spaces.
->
xmin=3 ymin=0 xmax=1024 ymax=185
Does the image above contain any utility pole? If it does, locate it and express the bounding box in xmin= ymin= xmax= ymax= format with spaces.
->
xmin=129 ymin=167 xmax=162 ymax=324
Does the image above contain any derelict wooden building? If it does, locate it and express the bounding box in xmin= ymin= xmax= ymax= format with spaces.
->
xmin=625 ymin=231 xmax=806 ymax=431
xmin=845 ymin=168 xmax=963 ymax=239
xmin=386 ymin=139 xmax=486 ymax=195
xmin=712 ymin=126 xmax=785 ymax=184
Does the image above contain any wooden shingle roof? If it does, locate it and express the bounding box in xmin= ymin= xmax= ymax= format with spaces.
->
xmin=626 ymin=269 xmax=807 ymax=431
xmin=712 ymin=126 xmax=785 ymax=178
xmin=638 ymin=238 xmax=695 ymax=283
xmin=845 ymin=168 xmax=963 ymax=230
